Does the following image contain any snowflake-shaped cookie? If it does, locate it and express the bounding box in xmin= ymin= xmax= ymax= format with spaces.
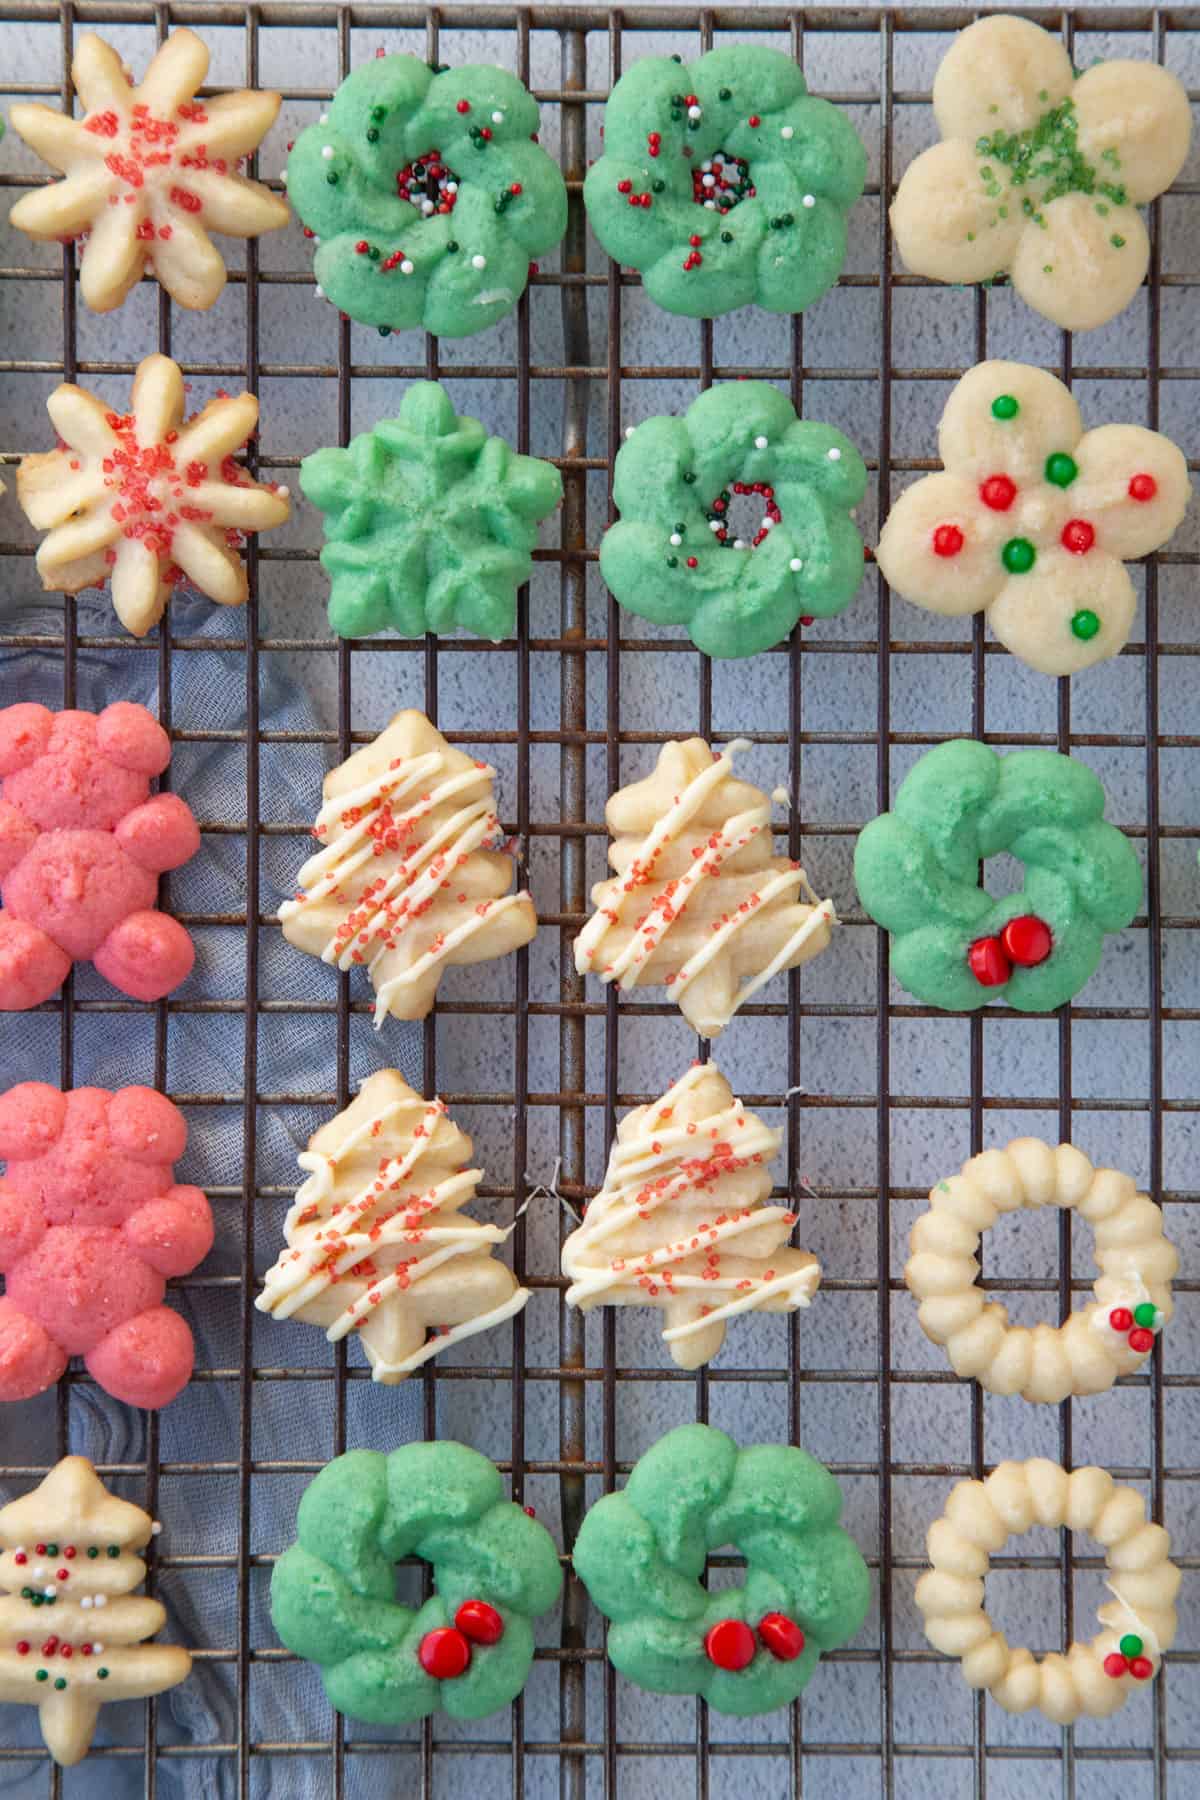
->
xmin=890 ymin=15 xmax=1192 ymax=332
xmin=875 ymin=361 xmax=1191 ymax=676
xmin=9 ymin=28 xmax=288 ymax=313
xmin=17 ymin=353 xmax=291 ymax=638
xmin=299 ymin=381 xmax=562 ymax=640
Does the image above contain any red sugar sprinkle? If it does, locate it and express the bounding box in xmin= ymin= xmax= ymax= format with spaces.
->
xmin=748 ymin=114 xmax=761 ymax=127
xmin=932 ymin=523 xmax=964 ymax=558
xmin=686 ymin=556 xmax=698 ymax=568
xmin=1061 ymin=518 xmax=1095 ymax=555
xmin=456 ymin=99 xmax=470 ymax=113
xmin=1129 ymin=472 xmax=1157 ymax=502
xmin=980 ymin=474 xmax=1016 ymax=511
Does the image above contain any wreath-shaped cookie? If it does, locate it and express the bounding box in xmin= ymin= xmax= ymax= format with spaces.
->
xmin=571 ymin=1423 xmax=870 ymax=1717
xmin=583 ymin=46 xmax=866 ymax=320
xmin=286 ymin=55 xmax=567 ymax=338
xmin=270 ymin=1443 xmax=563 ymax=1723
xmin=917 ymin=1460 xmax=1180 ymax=1724
xmin=601 ymin=383 xmax=866 ymax=657
xmin=854 ymin=739 xmax=1142 ymax=1013
xmin=906 ymin=1138 xmax=1177 ymax=1403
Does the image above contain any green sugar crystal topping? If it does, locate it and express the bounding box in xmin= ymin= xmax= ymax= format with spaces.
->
xmin=975 ymin=98 xmax=1127 ymax=210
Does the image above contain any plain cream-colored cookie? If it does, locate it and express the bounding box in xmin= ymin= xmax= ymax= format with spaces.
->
xmin=906 ymin=1137 xmax=1177 ymax=1402
xmin=280 ymin=710 xmax=537 ymax=1024
xmin=891 ymin=15 xmax=1191 ymax=331
xmin=257 ymin=1069 xmax=529 ymax=1381
xmin=0 ymin=1457 xmax=190 ymax=1765
xmin=574 ymin=737 xmax=835 ymax=1038
xmin=10 ymin=28 xmax=288 ymax=312
xmin=877 ymin=361 xmax=1191 ymax=676
xmin=917 ymin=1460 xmax=1181 ymax=1723
xmin=561 ymin=1061 xmax=820 ymax=1368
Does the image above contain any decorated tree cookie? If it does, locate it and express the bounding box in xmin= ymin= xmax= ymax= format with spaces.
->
xmin=271 ymin=1442 xmax=562 ymax=1722
xmin=876 ymin=362 xmax=1191 ymax=676
xmin=286 ymin=55 xmax=567 ymax=338
xmin=562 ymin=1063 xmax=820 ymax=1368
xmin=573 ymin=1423 xmax=869 ymax=1716
xmin=575 ymin=736 xmax=835 ymax=1038
xmin=584 ymin=46 xmax=866 ymax=320
xmin=258 ymin=1069 xmax=529 ymax=1381
xmin=890 ymin=15 xmax=1192 ymax=332
xmin=854 ymin=739 xmax=1142 ymax=1013
xmin=17 ymin=354 xmax=290 ymax=638
xmin=0 ymin=1457 xmax=190 ymax=1765
xmin=9 ymin=29 xmax=288 ymax=313
xmin=300 ymin=381 xmax=561 ymax=640
xmin=280 ymin=709 xmax=537 ymax=1025
xmin=602 ymin=382 xmax=867 ymax=657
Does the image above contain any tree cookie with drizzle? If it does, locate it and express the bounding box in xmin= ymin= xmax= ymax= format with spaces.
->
xmin=257 ymin=1069 xmax=529 ymax=1381
xmin=584 ymin=45 xmax=866 ymax=320
xmin=279 ymin=709 xmax=536 ymax=1024
xmin=575 ymin=736 xmax=836 ymax=1039
xmin=286 ymin=53 xmax=567 ymax=338
xmin=890 ymin=15 xmax=1191 ymax=332
xmin=562 ymin=1062 xmax=820 ymax=1368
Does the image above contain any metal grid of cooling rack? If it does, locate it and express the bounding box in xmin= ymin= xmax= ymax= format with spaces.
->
xmin=0 ymin=4 xmax=1197 ymax=1798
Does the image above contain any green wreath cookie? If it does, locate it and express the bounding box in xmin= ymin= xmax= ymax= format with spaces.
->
xmin=854 ymin=740 xmax=1143 ymax=1013
xmin=286 ymin=56 xmax=567 ymax=338
xmin=572 ymin=1424 xmax=870 ymax=1717
xmin=583 ymin=47 xmax=866 ymax=320
xmin=270 ymin=1443 xmax=562 ymax=1723
xmin=601 ymin=382 xmax=866 ymax=657
xmin=300 ymin=381 xmax=562 ymax=639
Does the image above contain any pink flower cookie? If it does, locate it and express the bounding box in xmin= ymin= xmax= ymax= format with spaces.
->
xmin=0 ymin=1084 xmax=213 ymax=1408
xmin=876 ymin=362 xmax=1191 ymax=676
xmin=0 ymin=702 xmax=199 ymax=1009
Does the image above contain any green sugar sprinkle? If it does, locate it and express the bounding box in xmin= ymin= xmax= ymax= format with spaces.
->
xmin=1111 ymin=233 xmax=1126 ymax=248
xmin=974 ymin=98 xmax=1127 ymax=211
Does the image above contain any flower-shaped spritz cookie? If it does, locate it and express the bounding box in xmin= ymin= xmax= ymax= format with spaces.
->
xmin=575 ymin=736 xmax=835 ymax=1038
xmin=876 ymin=362 xmax=1191 ymax=676
xmin=9 ymin=29 xmax=288 ymax=313
xmin=17 ymin=354 xmax=290 ymax=637
xmin=891 ymin=16 xmax=1191 ymax=332
xmin=562 ymin=1062 xmax=820 ymax=1369
xmin=300 ymin=381 xmax=561 ymax=641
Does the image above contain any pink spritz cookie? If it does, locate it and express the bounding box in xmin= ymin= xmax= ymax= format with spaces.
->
xmin=0 ymin=1084 xmax=213 ymax=1408
xmin=0 ymin=701 xmax=199 ymax=1008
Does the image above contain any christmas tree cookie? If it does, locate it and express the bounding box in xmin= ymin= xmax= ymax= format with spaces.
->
xmin=300 ymin=381 xmax=561 ymax=640
xmin=575 ymin=736 xmax=835 ymax=1038
xmin=286 ymin=54 xmax=567 ymax=337
xmin=562 ymin=1062 xmax=820 ymax=1368
xmin=279 ymin=710 xmax=536 ymax=1024
xmin=257 ymin=1069 xmax=529 ymax=1381
xmin=0 ymin=1457 xmax=190 ymax=1765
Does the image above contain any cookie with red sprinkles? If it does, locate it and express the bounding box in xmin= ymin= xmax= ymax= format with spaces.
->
xmin=584 ymin=45 xmax=865 ymax=319
xmin=286 ymin=54 xmax=566 ymax=337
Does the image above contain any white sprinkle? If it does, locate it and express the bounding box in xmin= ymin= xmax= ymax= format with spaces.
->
xmin=772 ymin=786 xmax=791 ymax=808
xmin=13 ymin=1547 xmax=24 ymax=1557
xmin=320 ymin=145 xmax=334 ymax=161
xmin=151 ymin=1522 xmax=163 ymax=1536
xmin=94 ymin=1595 xmax=107 ymax=1609
xmin=704 ymin=200 xmax=716 ymax=210
xmin=624 ymin=426 xmax=635 ymax=439
xmin=802 ymin=194 xmax=816 ymax=209
xmin=734 ymin=538 xmax=748 ymax=550
xmin=492 ymin=110 xmax=504 ymax=123
xmin=709 ymin=519 xmax=722 ymax=532
xmin=400 ymin=259 xmax=414 ymax=275
xmin=701 ymin=160 xmax=712 ymax=172
xmin=314 ymin=284 xmax=324 ymax=298
xmin=319 ymin=112 xmax=328 ymax=125
xmin=312 ymin=236 xmax=320 ymax=245
xmin=790 ymin=557 xmax=803 ymax=572
xmin=33 ymin=1567 xmax=45 ymax=1580
xmin=91 ymin=1643 xmax=103 ymax=1653
xmin=781 ymin=126 xmax=794 ymax=140
xmin=421 ymin=200 xmax=435 ymax=215
xmin=669 ymin=532 xmax=683 ymax=546
xmin=275 ymin=484 xmax=289 ymax=498
xmin=688 ymin=104 xmax=702 ymax=120
xmin=702 ymin=174 xmax=716 ymax=187
xmin=472 ymin=253 xmax=487 ymax=270
xmin=761 ymin=516 xmax=773 ymax=531
xmin=279 ymin=170 xmax=288 ymax=184
xmin=446 ymin=181 xmax=458 ymax=194
xmin=827 ymin=447 xmax=842 ymax=461
xmin=81 ymin=1596 xmax=93 ymax=1609
xmin=754 ymin=435 xmax=768 ymax=449
xmin=43 ymin=1586 xmax=55 ymax=1597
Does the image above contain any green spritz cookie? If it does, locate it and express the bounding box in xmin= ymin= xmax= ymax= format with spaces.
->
xmin=854 ymin=740 xmax=1143 ymax=1013
xmin=601 ymin=381 xmax=866 ymax=657
xmin=287 ymin=55 xmax=567 ymax=338
xmin=572 ymin=1424 xmax=870 ymax=1717
xmin=300 ymin=381 xmax=562 ymax=640
xmin=270 ymin=1443 xmax=563 ymax=1723
xmin=584 ymin=46 xmax=866 ymax=320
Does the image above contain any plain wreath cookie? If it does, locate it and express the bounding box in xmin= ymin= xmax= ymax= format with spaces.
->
xmin=286 ymin=54 xmax=567 ymax=337
xmin=906 ymin=1138 xmax=1177 ymax=1402
xmin=876 ymin=362 xmax=1191 ymax=676
xmin=270 ymin=1442 xmax=562 ymax=1723
xmin=916 ymin=1460 xmax=1180 ymax=1723
xmin=854 ymin=739 xmax=1142 ymax=1013
xmin=890 ymin=15 xmax=1191 ymax=332
xmin=572 ymin=1423 xmax=870 ymax=1716
xmin=584 ymin=45 xmax=866 ymax=319
xmin=9 ymin=28 xmax=288 ymax=313
xmin=602 ymin=382 xmax=867 ymax=657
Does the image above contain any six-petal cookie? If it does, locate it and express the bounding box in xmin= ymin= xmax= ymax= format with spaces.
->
xmin=876 ymin=362 xmax=1191 ymax=676
xmin=9 ymin=28 xmax=288 ymax=313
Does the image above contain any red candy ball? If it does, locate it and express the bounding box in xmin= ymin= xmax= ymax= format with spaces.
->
xmin=932 ymin=523 xmax=964 ymax=558
xmin=1128 ymin=1326 xmax=1155 ymax=1354
xmin=1130 ymin=1655 xmax=1154 ymax=1680
xmin=968 ymin=936 xmax=1010 ymax=987
xmin=1109 ymin=1307 xmax=1133 ymax=1332
xmin=418 ymin=1627 xmax=471 ymax=1680
xmin=456 ymin=1599 xmax=504 ymax=1646
xmin=980 ymin=475 xmax=1016 ymax=511
xmin=1000 ymin=915 xmax=1052 ymax=967
xmin=757 ymin=1613 xmax=806 ymax=1662
xmin=1061 ymin=519 xmax=1095 ymax=555
xmin=704 ymin=1619 xmax=756 ymax=1671
xmin=1103 ymin=1651 xmax=1128 ymax=1678
xmin=1128 ymin=473 xmax=1157 ymax=502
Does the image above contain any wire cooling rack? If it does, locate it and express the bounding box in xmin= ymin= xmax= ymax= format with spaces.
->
xmin=0 ymin=4 xmax=1198 ymax=1798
